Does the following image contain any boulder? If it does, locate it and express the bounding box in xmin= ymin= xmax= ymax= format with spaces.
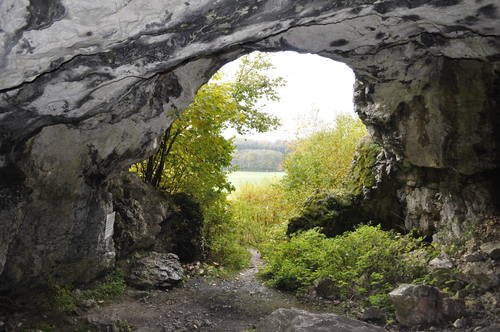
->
xmin=109 ymin=173 xmax=203 ymax=262
xmin=126 ymin=252 xmax=183 ymax=290
xmin=442 ymin=297 xmax=465 ymax=321
xmin=108 ymin=173 xmax=170 ymax=258
xmin=157 ymin=193 xmax=204 ymax=263
xmin=256 ymin=308 xmax=386 ymax=332
xmin=461 ymin=261 xmax=499 ymax=290
xmin=389 ymin=284 xmax=466 ymax=326
xmin=463 ymin=251 xmax=488 ymax=263
xmin=480 ymin=242 xmax=500 ymax=260
xmin=389 ymin=284 xmax=443 ymax=326
xmin=286 ymin=139 xmax=403 ymax=238
xmin=429 ymin=254 xmax=453 ymax=271
xmin=359 ymin=307 xmax=385 ymax=322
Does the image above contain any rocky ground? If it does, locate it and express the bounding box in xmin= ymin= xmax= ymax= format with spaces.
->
xmin=1 ymin=249 xmax=498 ymax=331
xmin=82 ymin=249 xmax=336 ymax=331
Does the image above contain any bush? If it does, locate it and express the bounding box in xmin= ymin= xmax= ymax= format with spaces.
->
xmin=81 ymin=269 xmax=127 ymax=301
xmin=230 ymin=183 xmax=296 ymax=249
xmin=203 ymin=195 xmax=250 ymax=270
xmin=281 ymin=115 xmax=367 ymax=205
xmin=261 ymin=226 xmax=429 ymax=300
xmin=44 ymin=269 xmax=126 ymax=313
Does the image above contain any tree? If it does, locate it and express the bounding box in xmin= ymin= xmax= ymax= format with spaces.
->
xmin=281 ymin=115 xmax=367 ymax=204
xmin=132 ymin=52 xmax=284 ymax=207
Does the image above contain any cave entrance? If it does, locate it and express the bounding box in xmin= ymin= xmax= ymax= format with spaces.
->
xmin=130 ymin=50 xmax=361 ymax=196
xmin=125 ymin=50 xmax=396 ymax=267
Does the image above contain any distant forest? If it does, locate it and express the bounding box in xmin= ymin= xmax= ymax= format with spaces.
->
xmin=232 ymin=139 xmax=290 ymax=172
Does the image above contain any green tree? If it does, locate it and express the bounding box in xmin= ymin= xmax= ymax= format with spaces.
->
xmin=131 ymin=52 xmax=285 ymax=268
xmin=281 ymin=115 xmax=367 ymax=205
xmin=133 ymin=52 xmax=284 ymax=206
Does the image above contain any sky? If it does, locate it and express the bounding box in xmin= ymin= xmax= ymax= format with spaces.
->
xmin=221 ymin=51 xmax=356 ymax=141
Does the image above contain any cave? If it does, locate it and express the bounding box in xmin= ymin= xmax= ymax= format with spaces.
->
xmin=0 ymin=0 xmax=499 ymax=295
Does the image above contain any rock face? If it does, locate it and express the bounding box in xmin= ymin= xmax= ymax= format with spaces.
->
xmin=256 ymin=308 xmax=386 ymax=332
xmin=0 ymin=0 xmax=499 ymax=291
xmin=108 ymin=173 xmax=203 ymax=262
xmin=108 ymin=173 xmax=170 ymax=258
xmin=126 ymin=252 xmax=184 ymax=290
xmin=287 ymin=137 xmax=403 ymax=236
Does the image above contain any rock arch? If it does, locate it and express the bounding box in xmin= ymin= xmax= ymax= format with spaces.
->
xmin=0 ymin=0 xmax=499 ymax=290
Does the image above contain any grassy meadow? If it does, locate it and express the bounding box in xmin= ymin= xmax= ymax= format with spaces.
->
xmin=227 ymin=171 xmax=284 ymax=192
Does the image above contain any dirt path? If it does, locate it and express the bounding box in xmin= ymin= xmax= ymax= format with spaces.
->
xmin=84 ymin=249 xmax=331 ymax=331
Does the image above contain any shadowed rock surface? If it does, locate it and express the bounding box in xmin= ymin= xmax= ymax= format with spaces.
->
xmin=256 ymin=308 xmax=386 ymax=332
xmin=108 ymin=173 xmax=203 ymax=262
xmin=0 ymin=0 xmax=499 ymax=293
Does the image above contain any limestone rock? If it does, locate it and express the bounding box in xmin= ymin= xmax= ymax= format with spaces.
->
xmin=389 ymin=284 xmax=443 ymax=326
xmin=359 ymin=307 xmax=385 ymax=322
xmin=462 ymin=261 xmax=499 ymax=290
xmin=429 ymin=254 xmax=453 ymax=271
xmin=0 ymin=0 xmax=499 ymax=293
xmin=108 ymin=173 xmax=170 ymax=258
xmin=480 ymin=242 xmax=500 ymax=260
xmin=453 ymin=318 xmax=467 ymax=329
xmin=390 ymin=284 xmax=467 ymax=326
xmin=126 ymin=252 xmax=183 ymax=290
xmin=108 ymin=173 xmax=203 ymax=262
xmin=256 ymin=308 xmax=386 ymax=332
xmin=442 ymin=297 xmax=465 ymax=321
xmin=464 ymin=251 xmax=488 ymax=263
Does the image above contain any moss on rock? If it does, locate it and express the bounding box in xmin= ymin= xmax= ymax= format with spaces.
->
xmin=287 ymin=136 xmax=403 ymax=237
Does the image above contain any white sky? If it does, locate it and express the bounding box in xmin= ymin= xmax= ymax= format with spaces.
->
xmin=221 ymin=51 xmax=356 ymax=141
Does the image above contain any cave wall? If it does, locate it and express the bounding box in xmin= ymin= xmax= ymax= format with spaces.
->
xmin=0 ymin=0 xmax=499 ymax=291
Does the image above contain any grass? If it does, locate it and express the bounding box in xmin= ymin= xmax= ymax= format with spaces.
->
xmin=228 ymin=171 xmax=284 ymax=193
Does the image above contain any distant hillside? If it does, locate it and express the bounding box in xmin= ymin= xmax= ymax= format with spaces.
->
xmin=232 ymin=139 xmax=291 ymax=172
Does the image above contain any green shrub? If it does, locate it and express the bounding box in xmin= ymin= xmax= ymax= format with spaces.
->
xmin=203 ymin=196 xmax=250 ymax=270
xmin=81 ymin=269 xmax=126 ymax=301
xmin=49 ymin=284 xmax=77 ymax=313
xmin=281 ymin=115 xmax=367 ymax=206
xmin=44 ymin=269 xmax=126 ymax=313
xmin=261 ymin=225 xmax=429 ymax=300
xmin=230 ymin=183 xmax=296 ymax=249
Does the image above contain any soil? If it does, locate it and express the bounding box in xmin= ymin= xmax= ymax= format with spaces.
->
xmin=82 ymin=249 xmax=335 ymax=331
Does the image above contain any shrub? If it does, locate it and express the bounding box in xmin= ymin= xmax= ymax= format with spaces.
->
xmin=230 ymin=183 xmax=296 ymax=249
xmin=81 ymin=269 xmax=127 ymax=301
xmin=44 ymin=269 xmax=126 ymax=313
xmin=203 ymin=195 xmax=250 ymax=270
xmin=261 ymin=225 xmax=429 ymax=300
xmin=281 ymin=115 xmax=367 ymax=206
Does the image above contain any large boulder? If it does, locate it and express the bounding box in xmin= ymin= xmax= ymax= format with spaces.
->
xmin=157 ymin=192 xmax=204 ymax=263
xmin=389 ymin=284 xmax=465 ymax=327
xmin=108 ymin=173 xmax=170 ymax=258
xmin=126 ymin=252 xmax=184 ymax=290
xmin=256 ymin=308 xmax=386 ymax=332
xmin=108 ymin=173 xmax=203 ymax=262
xmin=461 ymin=261 xmax=499 ymax=290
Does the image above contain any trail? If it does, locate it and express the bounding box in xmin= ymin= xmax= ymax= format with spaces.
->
xmin=84 ymin=249 xmax=330 ymax=331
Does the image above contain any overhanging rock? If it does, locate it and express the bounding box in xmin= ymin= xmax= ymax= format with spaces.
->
xmin=0 ymin=0 xmax=499 ymax=291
